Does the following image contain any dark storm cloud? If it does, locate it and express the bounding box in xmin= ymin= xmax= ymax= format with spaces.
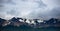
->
xmin=35 ymin=0 xmax=47 ymax=8
xmin=7 ymin=10 xmax=17 ymax=15
xmin=50 ymin=7 xmax=60 ymax=17
xmin=21 ymin=0 xmax=28 ymax=1
xmin=28 ymin=7 xmax=60 ymax=20
xmin=0 ymin=0 xmax=16 ymax=5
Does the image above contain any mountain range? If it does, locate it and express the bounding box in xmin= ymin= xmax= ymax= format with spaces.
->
xmin=0 ymin=17 xmax=60 ymax=28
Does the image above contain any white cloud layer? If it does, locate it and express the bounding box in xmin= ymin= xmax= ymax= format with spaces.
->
xmin=0 ymin=0 xmax=60 ymax=20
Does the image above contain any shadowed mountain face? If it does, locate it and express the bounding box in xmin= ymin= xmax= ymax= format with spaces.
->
xmin=45 ymin=18 xmax=59 ymax=24
xmin=0 ymin=18 xmax=6 ymax=26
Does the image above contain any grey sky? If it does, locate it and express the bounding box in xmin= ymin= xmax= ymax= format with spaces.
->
xmin=0 ymin=0 xmax=60 ymax=20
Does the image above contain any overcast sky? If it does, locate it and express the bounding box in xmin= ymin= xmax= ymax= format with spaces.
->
xmin=0 ymin=0 xmax=60 ymax=20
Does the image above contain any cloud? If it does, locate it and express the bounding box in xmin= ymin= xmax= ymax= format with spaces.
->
xmin=50 ymin=7 xmax=60 ymax=17
xmin=0 ymin=0 xmax=60 ymax=20
xmin=42 ymin=0 xmax=60 ymax=7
